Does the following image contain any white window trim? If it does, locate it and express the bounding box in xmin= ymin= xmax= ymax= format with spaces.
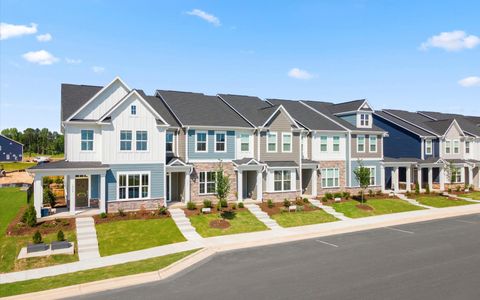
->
xmin=282 ymin=132 xmax=292 ymax=153
xmin=116 ymin=171 xmax=151 ymax=201
xmin=166 ymin=132 xmax=175 ymax=153
xmin=332 ymin=136 xmax=340 ymax=152
xmin=130 ymin=104 xmax=137 ymax=116
xmin=425 ymin=139 xmax=433 ymax=155
xmin=445 ymin=140 xmax=451 ymax=154
xmin=369 ymin=135 xmax=377 ymax=153
xmin=120 ymin=130 xmax=133 ymax=152
xmin=80 ymin=129 xmax=94 ymax=152
xmin=367 ymin=166 xmax=376 ymax=186
xmin=357 ymin=135 xmax=366 ymax=153
xmin=358 ymin=113 xmax=371 ymax=128
xmin=195 ymin=131 xmax=208 ymax=153
xmin=240 ymin=133 xmax=250 ymax=153
xmin=272 ymin=170 xmax=294 ymax=192
xmin=453 ymin=139 xmax=460 ymax=154
xmin=321 ymin=168 xmax=340 ymax=188
xmin=266 ymin=132 xmax=278 ymax=153
xmin=320 ymin=136 xmax=328 ymax=152
xmin=136 ymin=130 xmax=149 ymax=152
xmin=465 ymin=141 xmax=470 ymax=154
xmin=214 ymin=131 xmax=227 ymax=153
xmin=199 ymin=171 xmax=217 ymax=195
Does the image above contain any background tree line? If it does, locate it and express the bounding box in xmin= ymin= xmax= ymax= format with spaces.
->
xmin=1 ymin=128 xmax=64 ymax=156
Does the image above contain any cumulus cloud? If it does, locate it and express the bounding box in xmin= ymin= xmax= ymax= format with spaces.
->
xmin=36 ymin=33 xmax=52 ymax=42
xmin=92 ymin=66 xmax=105 ymax=73
xmin=0 ymin=22 xmax=38 ymax=40
xmin=22 ymin=50 xmax=59 ymax=65
xmin=420 ymin=30 xmax=480 ymax=51
xmin=458 ymin=76 xmax=480 ymax=87
xmin=288 ymin=68 xmax=314 ymax=80
xmin=65 ymin=58 xmax=82 ymax=64
xmin=187 ymin=9 xmax=220 ymax=26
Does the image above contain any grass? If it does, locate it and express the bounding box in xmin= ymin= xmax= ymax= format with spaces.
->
xmin=415 ymin=195 xmax=474 ymax=208
xmin=0 ymin=188 xmax=78 ymax=273
xmin=270 ymin=209 xmax=338 ymax=228
xmin=189 ymin=210 xmax=268 ymax=237
xmin=332 ymin=198 xmax=424 ymax=218
xmin=95 ymin=218 xmax=187 ymax=256
xmin=0 ymin=162 xmax=36 ymax=172
xmin=0 ymin=249 xmax=198 ymax=297
xmin=459 ymin=191 xmax=480 ymax=200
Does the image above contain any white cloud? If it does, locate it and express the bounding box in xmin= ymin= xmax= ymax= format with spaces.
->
xmin=458 ymin=76 xmax=480 ymax=87
xmin=0 ymin=22 xmax=38 ymax=40
xmin=65 ymin=58 xmax=82 ymax=64
xmin=288 ymin=68 xmax=314 ymax=80
xmin=22 ymin=50 xmax=59 ymax=65
xmin=420 ymin=30 xmax=480 ymax=51
xmin=187 ymin=9 xmax=220 ymax=26
xmin=36 ymin=33 xmax=52 ymax=42
xmin=92 ymin=66 xmax=105 ymax=73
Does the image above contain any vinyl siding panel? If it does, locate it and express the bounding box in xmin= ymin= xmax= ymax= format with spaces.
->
xmin=75 ymin=81 xmax=129 ymax=120
xmin=350 ymin=159 xmax=382 ymax=187
xmin=351 ymin=134 xmax=383 ymax=159
xmin=90 ymin=174 xmax=100 ymax=199
xmin=187 ymin=129 xmax=236 ymax=160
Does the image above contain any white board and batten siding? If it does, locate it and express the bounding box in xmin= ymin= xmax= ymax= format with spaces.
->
xmin=65 ymin=125 xmax=102 ymax=161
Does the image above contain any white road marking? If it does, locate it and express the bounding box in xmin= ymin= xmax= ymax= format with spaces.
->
xmin=384 ymin=227 xmax=414 ymax=234
xmin=454 ymin=219 xmax=476 ymax=224
xmin=315 ymin=240 xmax=339 ymax=248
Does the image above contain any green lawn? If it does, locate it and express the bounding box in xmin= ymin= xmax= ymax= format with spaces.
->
xmin=332 ymin=198 xmax=424 ymax=218
xmin=415 ymin=195 xmax=474 ymax=208
xmin=270 ymin=209 xmax=338 ymax=228
xmin=189 ymin=210 xmax=268 ymax=237
xmin=0 ymin=162 xmax=36 ymax=172
xmin=0 ymin=249 xmax=198 ymax=298
xmin=459 ymin=191 xmax=480 ymax=200
xmin=95 ymin=218 xmax=187 ymax=256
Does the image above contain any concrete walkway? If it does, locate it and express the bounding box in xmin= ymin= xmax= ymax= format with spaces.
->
xmin=444 ymin=193 xmax=480 ymax=203
xmin=395 ymin=193 xmax=436 ymax=209
xmin=75 ymin=217 xmax=100 ymax=261
xmin=244 ymin=204 xmax=282 ymax=230
xmin=309 ymin=199 xmax=351 ymax=220
xmin=169 ymin=209 xmax=202 ymax=240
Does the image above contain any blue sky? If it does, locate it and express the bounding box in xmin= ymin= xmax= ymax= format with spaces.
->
xmin=1 ymin=0 xmax=479 ymax=131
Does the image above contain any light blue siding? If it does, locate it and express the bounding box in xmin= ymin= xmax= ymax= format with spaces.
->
xmin=339 ymin=114 xmax=356 ymax=126
xmin=188 ymin=129 xmax=235 ymax=160
xmin=91 ymin=174 xmax=100 ymax=199
xmin=106 ymin=163 xmax=165 ymax=201
xmin=350 ymin=159 xmax=382 ymax=187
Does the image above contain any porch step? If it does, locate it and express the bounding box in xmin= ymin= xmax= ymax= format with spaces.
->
xmin=309 ymin=199 xmax=351 ymax=221
xmin=395 ymin=193 xmax=435 ymax=209
xmin=244 ymin=204 xmax=282 ymax=230
xmin=168 ymin=209 xmax=202 ymax=241
xmin=75 ymin=217 xmax=100 ymax=261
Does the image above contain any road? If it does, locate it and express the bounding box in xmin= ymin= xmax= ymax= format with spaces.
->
xmin=72 ymin=214 xmax=480 ymax=300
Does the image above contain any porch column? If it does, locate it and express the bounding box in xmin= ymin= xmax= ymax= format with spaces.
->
xmin=69 ymin=175 xmax=76 ymax=215
xmin=100 ymin=173 xmax=106 ymax=213
xmin=390 ymin=168 xmax=395 ymax=191
xmin=428 ymin=167 xmax=433 ymax=191
xmin=33 ymin=174 xmax=43 ymax=218
xmin=184 ymin=171 xmax=190 ymax=202
xmin=417 ymin=167 xmax=422 ymax=192
xmin=393 ymin=167 xmax=399 ymax=193
xmin=439 ymin=167 xmax=445 ymax=191
xmin=406 ymin=166 xmax=411 ymax=192
xmin=256 ymin=170 xmax=263 ymax=201
xmin=311 ymin=168 xmax=317 ymax=196
xmin=380 ymin=165 xmax=385 ymax=193
xmin=64 ymin=174 xmax=70 ymax=210
xmin=468 ymin=167 xmax=473 ymax=188
xmin=237 ymin=170 xmax=243 ymax=201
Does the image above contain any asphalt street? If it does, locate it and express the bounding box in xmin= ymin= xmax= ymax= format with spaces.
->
xmin=71 ymin=214 xmax=480 ymax=300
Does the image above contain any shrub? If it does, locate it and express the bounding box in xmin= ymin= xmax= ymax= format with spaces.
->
xmin=57 ymin=230 xmax=65 ymax=241
xmin=342 ymin=192 xmax=351 ymax=199
xmin=321 ymin=196 xmax=328 ymax=202
xmin=325 ymin=193 xmax=333 ymax=200
xmin=22 ymin=205 xmax=37 ymax=227
xmin=157 ymin=206 xmax=167 ymax=215
xmin=303 ymin=198 xmax=309 ymax=203
xmin=296 ymin=205 xmax=304 ymax=212
xmin=187 ymin=201 xmax=196 ymax=210
xmin=425 ymin=184 xmax=430 ymax=194
xmin=100 ymin=212 xmax=107 ymax=219
xmin=203 ymin=199 xmax=212 ymax=208
xmin=456 ymin=185 xmax=461 ymax=192
xmin=54 ymin=177 xmax=63 ymax=184
xmin=220 ymin=199 xmax=228 ymax=208
xmin=267 ymin=199 xmax=274 ymax=208
xmin=238 ymin=202 xmax=244 ymax=208
xmin=333 ymin=192 xmax=342 ymax=199
xmin=368 ymin=189 xmax=374 ymax=197
xmin=231 ymin=203 xmax=237 ymax=210
xmin=32 ymin=230 xmax=42 ymax=244
xmin=283 ymin=198 xmax=291 ymax=208
xmin=118 ymin=208 xmax=126 ymax=216
xmin=43 ymin=188 xmax=56 ymax=207
xmin=415 ymin=184 xmax=420 ymax=195
xmin=295 ymin=198 xmax=304 ymax=206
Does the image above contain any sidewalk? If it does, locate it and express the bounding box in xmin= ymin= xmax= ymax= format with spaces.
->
xmin=2 ymin=203 xmax=480 ymax=285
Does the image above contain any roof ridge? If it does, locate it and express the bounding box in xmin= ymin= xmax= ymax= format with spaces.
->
xmin=61 ymin=83 xmax=103 ymax=88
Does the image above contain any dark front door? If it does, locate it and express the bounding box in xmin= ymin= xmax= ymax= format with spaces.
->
xmin=75 ymin=177 xmax=89 ymax=208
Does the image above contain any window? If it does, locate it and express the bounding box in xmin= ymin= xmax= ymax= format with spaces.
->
xmin=425 ymin=140 xmax=432 ymax=155
xmin=215 ymin=132 xmax=226 ymax=152
xmin=166 ymin=132 xmax=174 ymax=152
xmin=445 ymin=140 xmax=451 ymax=154
xmin=465 ymin=141 xmax=470 ymax=154
xmin=240 ymin=133 xmax=250 ymax=152
xmin=282 ymin=133 xmax=292 ymax=152
xmin=267 ymin=132 xmax=277 ymax=152
xmin=199 ymin=171 xmax=217 ymax=194
xmin=453 ymin=140 xmax=460 ymax=154
xmin=81 ymin=130 xmax=94 ymax=151
xmin=136 ymin=131 xmax=148 ymax=151
xmin=367 ymin=167 xmax=376 ymax=186
xmin=359 ymin=114 xmax=370 ymax=127
xmin=333 ymin=136 xmax=340 ymax=152
xmin=274 ymin=170 xmax=291 ymax=191
xmin=130 ymin=105 xmax=137 ymax=115
xmin=357 ymin=135 xmax=365 ymax=152
xmin=118 ymin=173 xmax=149 ymax=200
xmin=320 ymin=136 xmax=328 ymax=152
xmin=321 ymin=168 xmax=339 ymax=188
xmin=301 ymin=134 xmax=308 ymax=158
xmin=120 ymin=130 xmax=132 ymax=151
xmin=196 ymin=131 xmax=207 ymax=152
xmin=451 ymin=168 xmax=462 ymax=183
xmin=369 ymin=136 xmax=377 ymax=153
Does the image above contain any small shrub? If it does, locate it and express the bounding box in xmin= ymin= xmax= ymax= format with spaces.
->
xmin=22 ymin=205 xmax=37 ymax=227
xmin=231 ymin=203 xmax=237 ymax=210
xmin=100 ymin=212 xmax=107 ymax=219
xmin=32 ymin=230 xmax=42 ymax=244
xmin=283 ymin=198 xmax=291 ymax=208
xmin=57 ymin=230 xmax=65 ymax=241
xmin=43 ymin=188 xmax=56 ymax=207
xmin=187 ymin=201 xmax=196 ymax=210
xmin=333 ymin=192 xmax=342 ymax=199
xmin=203 ymin=199 xmax=212 ymax=208
xmin=456 ymin=185 xmax=461 ymax=192
xmin=296 ymin=205 xmax=304 ymax=212
xmin=157 ymin=206 xmax=167 ymax=215
xmin=321 ymin=196 xmax=328 ymax=202
xmin=368 ymin=189 xmax=374 ymax=197
xmin=220 ymin=199 xmax=228 ymax=208
xmin=267 ymin=199 xmax=274 ymax=208
xmin=415 ymin=184 xmax=420 ymax=195
xmin=118 ymin=208 xmax=126 ymax=217
xmin=325 ymin=193 xmax=333 ymax=200
xmin=303 ymin=197 xmax=309 ymax=203
xmin=342 ymin=192 xmax=351 ymax=199
xmin=238 ymin=202 xmax=244 ymax=208
xmin=425 ymin=184 xmax=430 ymax=194
xmin=295 ymin=198 xmax=304 ymax=206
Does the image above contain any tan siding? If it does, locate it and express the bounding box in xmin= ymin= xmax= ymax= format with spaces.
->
xmin=351 ymin=134 xmax=383 ymax=159
xmin=177 ymin=128 xmax=186 ymax=160
xmin=260 ymin=110 xmax=300 ymax=163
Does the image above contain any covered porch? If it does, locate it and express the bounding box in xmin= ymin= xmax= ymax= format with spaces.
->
xmin=165 ymin=157 xmax=193 ymax=205
xmin=28 ymin=161 xmax=109 ymax=218
xmin=233 ymin=158 xmax=265 ymax=201
xmin=301 ymin=159 xmax=318 ymax=197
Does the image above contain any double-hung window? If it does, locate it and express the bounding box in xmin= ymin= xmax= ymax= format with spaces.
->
xmin=357 ymin=135 xmax=365 ymax=152
xmin=240 ymin=133 xmax=250 ymax=152
xmin=136 ymin=131 xmax=148 ymax=151
xmin=130 ymin=105 xmax=137 ymax=116
xmin=81 ymin=130 xmax=94 ymax=151
xmin=196 ymin=131 xmax=207 ymax=152
xmin=445 ymin=140 xmax=451 ymax=154
xmin=359 ymin=114 xmax=370 ymax=127
xmin=321 ymin=168 xmax=339 ymax=188
xmin=274 ymin=170 xmax=291 ymax=191
xmin=367 ymin=167 xmax=376 ymax=186
xmin=120 ymin=130 xmax=132 ymax=151
xmin=465 ymin=141 xmax=470 ymax=154
xmin=333 ymin=136 xmax=340 ymax=152
xmin=369 ymin=135 xmax=377 ymax=152
xmin=453 ymin=140 xmax=460 ymax=154
xmin=282 ymin=133 xmax=292 ymax=152
xmin=267 ymin=132 xmax=277 ymax=152
xmin=118 ymin=172 xmax=149 ymax=200
xmin=199 ymin=171 xmax=217 ymax=194
xmin=425 ymin=140 xmax=432 ymax=155
xmin=320 ymin=136 xmax=328 ymax=152
xmin=215 ymin=132 xmax=226 ymax=152
xmin=166 ymin=132 xmax=174 ymax=152
xmin=451 ymin=168 xmax=462 ymax=183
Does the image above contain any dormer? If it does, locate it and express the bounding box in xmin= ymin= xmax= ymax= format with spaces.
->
xmin=331 ymin=99 xmax=373 ymax=129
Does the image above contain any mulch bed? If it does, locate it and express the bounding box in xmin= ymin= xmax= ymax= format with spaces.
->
xmin=183 ymin=205 xmax=247 ymax=217
xmin=6 ymin=206 xmax=76 ymax=236
xmin=93 ymin=209 xmax=171 ymax=225
xmin=259 ymin=201 xmax=317 ymax=216
xmin=209 ymin=219 xmax=230 ymax=229
xmin=356 ymin=204 xmax=374 ymax=211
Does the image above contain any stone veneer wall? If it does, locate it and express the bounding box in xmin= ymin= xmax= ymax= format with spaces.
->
xmin=263 ymin=191 xmax=300 ymax=202
xmin=107 ymin=198 xmax=165 ymax=212
xmin=190 ymin=162 xmax=237 ymax=203
xmin=316 ymin=161 xmax=347 ymax=195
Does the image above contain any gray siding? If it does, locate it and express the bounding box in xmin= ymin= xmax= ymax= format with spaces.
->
xmin=340 ymin=114 xmax=356 ymax=126
xmin=188 ymin=129 xmax=235 ymax=160
xmin=351 ymin=134 xmax=383 ymax=159
xmin=350 ymin=159 xmax=382 ymax=187
xmin=91 ymin=174 xmax=100 ymax=199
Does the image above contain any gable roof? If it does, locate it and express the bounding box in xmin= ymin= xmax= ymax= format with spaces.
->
xmin=328 ymin=99 xmax=371 ymax=114
xmin=218 ymin=94 xmax=278 ymax=127
xmin=61 ymin=84 xmax=103 ymax=121
xmin=156 ymin=90 xmax=253 ymax=128
xmin=374 ymin=111 xmax=435 ymax=137
xmin=137 ymin=91 xmax=182 ymax=128
xmin=418 ymin=111 xmax=480 ymax=137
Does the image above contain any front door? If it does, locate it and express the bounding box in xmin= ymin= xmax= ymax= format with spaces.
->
xmin=75 ymin=177 xmax=89 ymax=208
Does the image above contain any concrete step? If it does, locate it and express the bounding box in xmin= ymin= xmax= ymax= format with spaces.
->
xmin=168 ymin=209 xmax=202 ymax=240
xmin=75 ymin=216 xmax=101 ymax=261
xmin=245 ymin=204 xmax=282 ymax=230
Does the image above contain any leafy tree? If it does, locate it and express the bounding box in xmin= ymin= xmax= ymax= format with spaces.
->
xmin=1 ymin=127 xmax=64 ymax=156
xmin=354 ymin=160 xmax=371 ymax=204
xmin=215 ymin=161 xmax=230 ymax=203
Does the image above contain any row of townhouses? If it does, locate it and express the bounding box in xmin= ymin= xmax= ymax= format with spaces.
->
xmin=29 ymin=77 xmax=480 ymax=217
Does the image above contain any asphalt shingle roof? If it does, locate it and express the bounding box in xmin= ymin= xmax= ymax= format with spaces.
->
xmin=30 ymin=160 xmax=109 ymax=170
xmin=328 ymin=99 xmax=371 ymax=114
xmin=61 ymin=84 xmax=103 ymax=121
xmin=374 ymin=111 xmax=435 ymax=137
xmin=136 ymin=90 xmax=181 ymax=127
xmin=218 ymin=94 xmax=278 ymax=127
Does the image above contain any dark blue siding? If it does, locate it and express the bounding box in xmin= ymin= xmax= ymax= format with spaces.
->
xmin=0 ymin=135 xmax=23 ymax=162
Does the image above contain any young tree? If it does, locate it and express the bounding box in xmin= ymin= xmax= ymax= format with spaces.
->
xmin=215 ymin=161 xmax=230 ymax=204
xmin=353 ymin=160 xmax=371 ymax=204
